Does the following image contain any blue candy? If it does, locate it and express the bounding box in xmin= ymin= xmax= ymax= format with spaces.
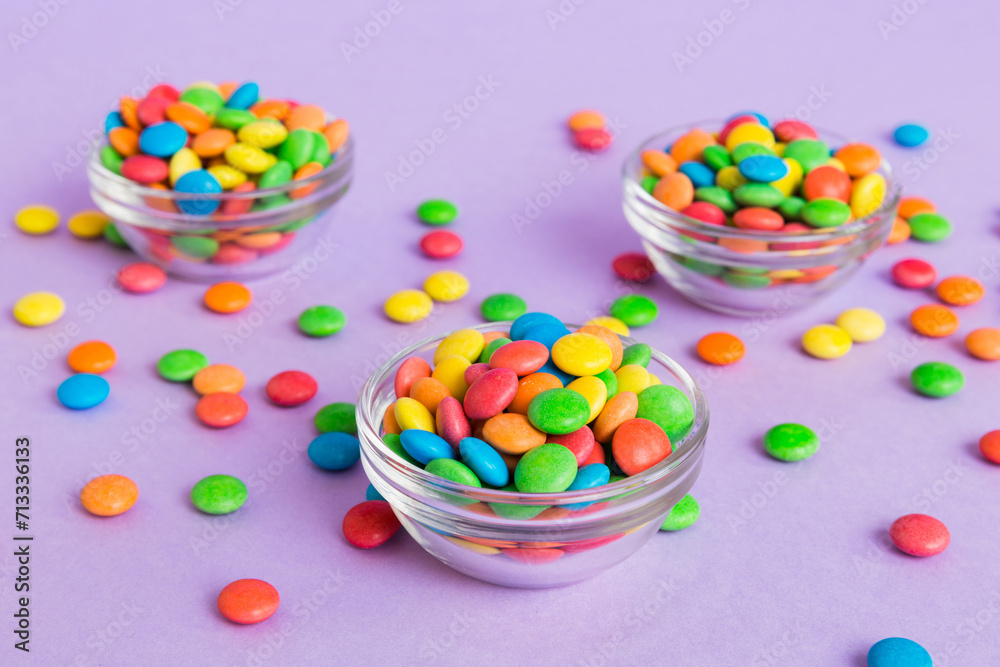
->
xmin=366 ymin=483 xmax=385 ymax=501
xmin=893 ymin=123 xmax=929 ymax=148
xmin=738 ymin=155 xmax=789 ymax=183
xmin=400 ymin=429 xmax=455 ymax=465
xmin=458 ymin=437 xmax=509 ymax=488
xmin=678 ymin=161 xmax=715 ymax=188
xmin=226 ymin=82 xmax=259 ymax=111
xmin=564 ymin=463 xmax=611 ymax=510
xmin=57 ymin=374 xmax=110 ymax=410
xmin=729 ymin=110 xmax=769 ymax=126
xmin=510 ymin=312 xmax=564 ymax=341
xmin=866 ymin=637 xmax=932 ymax=667
xmin=174 ymin=169 xmax=223 ymax=215
xmin=138 ymin=121 xmax=188 ymax=158
xmin=308 ymin=432 xmax=360 ymax=470
xmin=105 ymin=111 xmax=124 ymax=133
xmin=521 ymin=323 xmax=572 ymax=350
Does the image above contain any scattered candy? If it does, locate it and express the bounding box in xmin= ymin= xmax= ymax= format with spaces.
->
xmin=979 ymin=430 xmax=1000 ymax=464
xmin=966 ymin=327 xmax=1000 ymax=361
xmin=892 ymin=123 xmax=929 ymax=148
xmin=14 ymin=204 xmax=59 ymax=235
xmin=314 ymin=402 xmax=357 ymax=434
xmin=158 ymin=349 xmax=209 ymax=382
xmin=81 ymin=474 xmax=138 ymax=516
xmin=191 ymin=474 xmax=248 ymax=514
xmin=567 ymin=109 xmax=605 ymax=132
xmin=910 ymin=362 xmax=963 ymax=397
xmin=891 ymin=258 xmax=936 ymax=289
xmin=298 ymin=305 xmax=346 ymax=337
xmin=385 ymin=289 xmax=433 ymax=323
xmin=57 ymin=374 xmax=110 ymax=410
xmin=696 ymin=332 xmax=745 ymax=365
xmin=802 ymin=324 xmax=852 ymax=359
xmin=195 ymin=392 xmax=248 ymax=427
xmin=420 ymin=230 xmax=463 ymax=259
xmin=889 ymin=514 xmax=950 ymax=557
xmin=424 ymin=270 xmax=469 ymax=302
xmin=763 ymin=423 xmax=819 ymax=461
xmin=343 ymin=500 xmax=401 ymax=548
xmin=67 ymin=210 xmax=111 ymax=239
xmin=609 ymin=294 xmax=658 ymax=327
xmin=217 ymin=579 xmax=279 ymax=624
xmin=897 ymin=196 xmax=935 ymax=219
xmin=266 ymin=370 xmax=318 ymax=406
xmin=192 ymin=364 xmax=246 ymax=395
xmin=612 ymin=252 xmax=656 ymax=283
xmin=867 ymin=638 xmax=932 ymax=667
xmin=416 ymin=199 xmax=458 ymax=226
xmin=910 ymin=304 xmax=959 ymax=337
xmin=660 ymin=494 xmax=699 ymax=531
xmin=936 ymin=275 xmax=984 ymax=306
xmin=13 ymin=291 xmax=64 ymax=327
xmin=308 ymin=432 xmax=361 ymax=470
xmin=907 ymin=212 xmax=951 ymax=242
xmin=204 ymin=281 xmax=252 ymax=313
xmin=117 ymin=262 xmax=167 ymax=293
xmin=835 ymin=308 xmax=885 ymax=343
xmin=481 ymin=293 xmax=527 ymax=322
xmin=67 ymin=341 xmax=117 ymax=374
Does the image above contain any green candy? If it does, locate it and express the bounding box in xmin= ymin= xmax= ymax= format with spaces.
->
xmin=416 ymin=199 xmax=458 ymax=225
xmin=911 ymin=362 xmax=964 ymax=397
xmin=252 ymin=194 xmax=293 ymax=211
xmin=783 ymin=139 xmax=830 ymax=173
xmin=514 ymin=443 xmax=578 ymax=493
xmin=275 ymin=216 xmax=313 ymax=232
xmin=527 ymin=389 xmax=591 ymax=435
xmin=103 ymin=222 xmax=128 ymax=248
xmin=641 ymin=175 xmax=658 ymax=194
xmin=732 ymin=142 xmax=775 ymax=163
xmin=636 ymin=385 xmax=694 ymax=443
xmin=298 ymin=305 xmax=346 ymax=337
xmin=489 ymin=484 xmax=548 ymax=520
xmin=609 ymin=295 xmax=658 ymax=327
xmin=190 ymin=474 xmax=248 ymax=515
xmin=479 ymin=337 xmax=511 ymax=363
xmin=802 ymin=198 xmax=852 ymax=228
xmin=310 ymin=131 xmax=332 ymax=166
xmin=722 ymin=272 xmax=771 ymax=289
xmin=679 ymin=256 xmax=726 ymax=276
xmin=702 ymin=145 xmax=733 ymax=171
xmin=763 ymin=423 xmax=819 ymax=461
xmin=100 ymin=145 xmax=123 ymax=174
xmin=260 ymin=160 xmax=294 ymax=189
xmin=383 ymin=433 xmax=418 ymax=466
xmin=172 ymin=235 xmax=219 ymax=259
xmin=608 ymin=474 xmax=627 ymax=484
xmin=908 ymin=213 xmax=952 ymax=242
xmin=728 ymin=265 xmax=769 ymax=275
xmin=620 ymin=343 xmax=651 ymax=368
xmin=694 ymin=186 xmax=737 ymax=213
xmin=179 ymin=87 xmax=224 ymax=115
xmin=157 ymin=349 xmax=209 ymax=382
xmin=481 ymin=293 xmax=527 ymax=322
xmin=214 ymin=108 xmax=256 ymax=131
xmin=425 ymin=458 xmax=482 ymax=487
xmin=733 ymin=183 xmax=785 ymax=208
xmin=314 ymin=402 xmax=357 ymax=434
xmin=278 ymin=129 xmax=316 ymax=170
xmin=660 ymin=494 xmax=699 ymax=531
xmin=778 ymin=195 xmax=806 ymax=221
xmin=595 ymin=367 xmax=618 ymax=398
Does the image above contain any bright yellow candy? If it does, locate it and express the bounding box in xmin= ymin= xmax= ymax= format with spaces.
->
xmin=224 ymin=142 xmax=274 ymax=174
xmin=716 ymin=165 xmax=748 ymax=191
xmin=850 ymin=173 xmax=886 ymax=219
xmin=237 ymin=120 xmax=288 ymax=149
xmin=566 ymin=376 xmax=608 ymax=423
xmin=551 ymin=333 xmax=612 ymax=376
xmin=393 ymin=397 xmax=435 ymax=432
xmin=424 ymin=271 xmax=469 ymax=302
xmin=208 ymin=164 xmax=247 ymax=190
xmin=384 ymin=289 xmax=433 ymax=323
xmin=433 ymin=328 xmax=484 ymax=364
xmin=649 ymin=374 xmax=662 ymax=386
xmin=432 ymin=355 xmax=472 ymax=401
xmin=615 ymin=364 xmax=651 ymax=395
xmin=771 ymin=158 xmax=803 ymax=197
xmin=67 ymin=210 xmax=111 ymax=239
xmin=826 ymin=157 xmax=847 ymax=172
xmin=835 ymin=308 xmax=885 ymax=343
xmin=725 ymin=123 xmax=775 ymax=151
xmin=585 ymin=316 xmax=629 ymax=336
xmin=802 ymin=324 xmax=853 ymax=359
xmin=15 ymin=205 xmax=59 ymax=235
xmin=13 ymin=292 xmax=65 ymax=327
xmin=168 ymin=147 xmax=201 ymax=186
xmin=768 ymin=269 xmax=805 ymax=280
xmin=773 ymin=142 xmax=786 ymax=157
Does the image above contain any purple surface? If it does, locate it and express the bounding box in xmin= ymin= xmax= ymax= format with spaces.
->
xmin=1 ymin=0 xmax=998 ymax=664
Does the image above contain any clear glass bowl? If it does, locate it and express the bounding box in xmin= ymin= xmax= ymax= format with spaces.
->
xmin=86 ymin=138 xmax=353 ymax=281
xmin=357 ymin=323 xmax=708 ymax=588
xmin=622 ymin=121 xmax=900 ymax=316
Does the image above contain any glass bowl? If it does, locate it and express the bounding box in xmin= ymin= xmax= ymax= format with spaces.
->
xmin=357 ymin=322 xmax=708 ymax=588
xmin=622 ymin=121 xmax=900 ymax=316
xmin=86 ymin=138 xmax=353 ymax=281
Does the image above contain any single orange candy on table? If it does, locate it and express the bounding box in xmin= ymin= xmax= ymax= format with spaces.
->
xmin=192 ymin=364 xmax=246 ymax=395
xmin=285 ymin=104 xmax=327 ymax=132
xmin=966 ymin=327 xmax=1000 ymax=361
xmin=887 ymin=216 xmax=911 ymax=244
xmin=833 ymin=143 xmax=881 ymax=177
xmin=81 ymin=474 xmax=138 ymax=516
xmin=567 ymin=109 xmax=606 ymax=132
xmin=897 ymin=196 xmax=935 ymax=220
xmin=652 ymin=172 xmax=695 ymax=211
xmin=166 ymin=102 xmax=211 ymax=134
xmin=641 ymin=149 xmax=678 ymax=177
xmin=936 ymin=275 xmax=984 ymax=306
xmin=670 ymin=128 xmax=716 ymax=164
xmin=191 ymin=128 xmax=236 ymax=158
xmin=196 ymin=392 xmax=248 ymax=428
xmin=697 ymin=332 xmax=746 ymax=365
xmin=910 ymin=304 xmax=959 ymax=337
xmin=217 ymin=579 xmax=280 ymax=625
xmin=980 ymin=430 xmax=1000 ymax=464
xmin=204 ymin=281 xmax=253 ymax=313
xmin=67 ymin=340 xmax=117 ymax=374
xmin=108 ymin=126 xmax=139 ymax=157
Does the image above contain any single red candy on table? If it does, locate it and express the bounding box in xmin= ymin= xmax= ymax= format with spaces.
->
xmin=196 ymin=392 xmax=248 ymax=428
xmin=266 ymin=370 xmax=318 ymax=407
xmin=117 ymin=262 xmax=167 ymax=293
xmin=343 ymin=500 xmax=401 ymax=548
xmin=889 ymin=513 xmax=950 ymax=557
xmin=612 ymin=252 xmax=656 ymax=283
xmin=574 ymin=127 xmax=612 ymax=151
xmin=420 ymin=230 xmax=463 ymax=259
xmin=892 ymin=258 xmax=937 ymax=289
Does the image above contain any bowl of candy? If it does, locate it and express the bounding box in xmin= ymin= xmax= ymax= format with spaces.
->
xmin=357 ymin=316 xmax=708 ymax=588
xmin=622 ymin=114 xmax=900 ymax=316
xmin=87 ymin=81 xmax=353 ymax=281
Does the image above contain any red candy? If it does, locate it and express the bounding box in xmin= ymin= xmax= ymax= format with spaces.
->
xmin=212 ymin=243 xmax=258 ymax=265
xmin=546 ymin=425 xmax=596 ymax=466
xmin=680 ymin=202 xmax=726 ymax=226
xmin=611 ymin=418 xmax=672 ymax=476
xmin=343 ymin=500 xmax=401 ymax=548
xmin=718 ymin=115 xmax=759 ymax=143
xmin=580 ymin=442 xmax=606 ymax=466
xmin=802 ymin=165 xmax=852 ymax=202
xmin=117 ymin=262 xmax=167 ymax=293
xmin=265 ymin=370 xmax=318 ymax=407
xmin=463 ymin=368 xmax=518 ymax=419
xmin=488 ymin=340 xmax=549 ymax=377
xmin=217 ymin=579 xmax=280 ymax=625
xmin=195 ymin=392 xmax=248 ymax=428
xmin=219 ymin=181 xmax=256 ymax=216
xmin=420 ymin=230 xmax=463 ymax=259
xmin=120 ymin=155 xmax=168 ymax=184
xmin=772 ymin=119 xmax=818 ymax=142
xmin=501 ymin=548 xmax=564 ymax=564
xmin=980 ymin=430 xmax=1000 ymax=465
xmin=395 ymin=357 xmax=431 ymax=399
xmin=574 ymin=127 xmax=612 ymax=151
xmin=769 ymin=223 xmax=822 ymax=251
xmin=733 ymin=207 xmax=783 ymax=231
xmin=612 ymin=252 xmax=656 ymax=283
xmin=147 ymin=83 xmax=180 ymax=101
xmin=464 ymin=362 xmax=491 ymax=386
xmin=892 ymin=258 xmax=937 ymax=289
xmin=136 ymin=95 xmax=171 ymax=126
xmin=890 ymin=514 xmax=950 ymax=557
xmin=435 ymin=396 xmax=471 ymax=448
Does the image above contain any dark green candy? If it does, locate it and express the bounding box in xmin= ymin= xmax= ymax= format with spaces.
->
xmin=190 ymin=474 xmax=248 ymax=515
xmin=315 ymin=402 xmax=357 ymax=434
xmin=802 ymin=198 xmax=852 ymax=228
xmin=157 ymin=349 xmax=209 ymax=382
xmin=636 ymin=384 xmax=694 ymax=443
xmin=911 ymin=362 xmax=964 ymax=397
xmin=527 ymin=388 xmax=591 ymax=435
xmin=298 ymin=305 xmax=346 ymax=337
xmin=679 ymin=256 xmax=726 ymax=276
xmin=513 ymin=443 xmax=578 ymax=493
xmin=733 ymin=183 xmax=785 ymax=208
xmin=660 ymin=494 xmax=699 ymax=531
xmin=252 ymin=194 xmax=293 ymax=211
xmin=620 ymin=343 xmax=651 ymax=368
xmin=416 ymin=199 xmax=458 ymax=225
xmin=763 ymin=423 xmax=819 ymax=461
xmin=481 ymin=293 xmax=527 ymax=322
xmin=783 ymin=139 xmax=830 ymax=173
xmin=609 ymin=295 xmax=658 ymax=327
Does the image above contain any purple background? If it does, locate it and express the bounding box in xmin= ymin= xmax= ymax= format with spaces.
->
xmin=1 ymin=0 xmax=998 ymax=664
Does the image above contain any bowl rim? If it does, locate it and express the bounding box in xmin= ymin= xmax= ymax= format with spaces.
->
xmin=622 ymin=118 xmax=901 ymax=243
xmin=357 ymin=321 xmax=709 ymax=507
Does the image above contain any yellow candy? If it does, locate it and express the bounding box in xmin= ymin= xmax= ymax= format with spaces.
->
xmin=716 ymin=165 xmax=748 ymax=191
xmin=169 ymin=147 xmax=202 ymax=186
xmin=432 ymin=355 xmax=472 ymax=401
xmin=208 ymin=164 xmax=248 ymax=190
xmin=802 ymin=324 xmax=852 ymax=359
xmin=445 ymin=536 xmax=500 ymax=555
xmin=433 ymin=328 xmax=484 ymax=364
xmin=649 ymin=374 xmax=662 ymax=386
xmin=67 ymin=210 xmax=110 ymax=239
xmin=424 ymin=271 xmax=469 ymax=302
xmin=769 ymin=269 xmax=805 ymax=280
xmin=850 ymin=173 xmax=886 ymax=219
xmin=835 ymin=308 xmax=885 ymax=343
xmin=224 ymin=142 xmax=273 ymax=174
xmin=551 ymin=333 xmax=612 ymax=376
xmin=236 ymin=120 xmax=288 ymax=149
xmin=725 ymin=123 xmax=775 ymax=151
xmin=826 ymin=157 xmax=847 ymax=172
xmin=393 ymin=397 xmax=435 ymax=432
xmin=774 ymin=142 xmax=786 ymax=157
xmin=13 ymin=292 xmax=64 ymax=327
xmin=771 ymin=158 xmax=803 ymax=197
xmin=566 ymin=376 xmax=608 ymax=423
xmin=384 ymin=289 xmax=433 ymax=323
xmin=14 ymin=205 xmax=59 ymax=235
xmin=615 ymin=364 xmax=651 ymax=395
xmin=585 ymin=316 xmax=630 ymax=336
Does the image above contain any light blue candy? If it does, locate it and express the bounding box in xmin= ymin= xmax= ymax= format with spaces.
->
xmin=105 ymin=111 xmax=124 ymax=133
xmin=308 ymin=432 xmax=360 ymax=470
xmin=366 ymin=483 xmax=385 ymax=501
xmin=738 ymin=155 xmax=788 ymax=183
xmin=678 ymin=161 xmax=715 ymax=188
xmin=458 ymin=437 xmax=509 ymax=488
xmin=400 ymin=429 xmax=455 ymax=465
xmin=521 ymin=323 xmax=571 ymax=349
xmin=226 ymin=82 xmax=259 ymax=111
xmin=866 ymin=637 xmax=932 ymax=667
xmin=510 ymin=312 xmax=564 ymax=340
xmin=174 ymin=169 xmax=223 ymax=215
xmin=57 ymin=374 xmax=109 ymax=410
xmin=893 ymin=123 xmax=929 ymax=148
xmin=138 ymin=121 xmax=188 ymax=158
xmin=564 ymin=463 xmax=611 ymax=510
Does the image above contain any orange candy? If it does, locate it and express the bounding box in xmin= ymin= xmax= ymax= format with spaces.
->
xmin=965 ymin=327 xmax=1000 ymax=361
xmin=567 ymin=110 xmax=606 ymax=132
xmin=251 ymin=99 xmax=291 ymax=120
xmin=67 ymin=340 xmax=117 ymax=374
xmin=612 ymin=418 xmax=672 ymax=476
xmin=833 ymin=143 xmax=881 ymax=177
xmin=108 ymin=127 xmax=139 ymax=157
xmin=508 ymin=372 xmax=563 ymax=415
xmin=285 ymin=104 xmax=327 ymax=132
xmin=802 ymin=165 xmax=851 ymax=202
xmin=217 ymin=579 xmax=280 ymax=625
xmin=641 ymin=150 xmax=678 ymax=177
xmin=482 ymin=330 xmax=509 ymax=345
xmin=289 ymin=161 xmax=325 ymax=199
xmin=383 ymin=403 xmax=402 ymax=434
xmin=936 ymin=275 xmax=984 ymax=306
xmin=196 ymin=392 xmax=248 ymax=428
xmin=897 ymin=196 xmax=935 ymax=220
xmin=576 ymin=325 xmax=623 ymax=371
xmin=192 ymin=363 xmax=246 ymax=395
xmin=119 ymin=96 xmax=141 ymax=131
xmin=482 ymin=413 xmax=546 ymax=455
xmin=887 ymin=216 xmax=911 ymax=244
xmin=81 ymin=474 xmax=138 ymax=516
xmin=237 ymin=232 xmax=284 ymax=249
xmin=719 ymin=237 xmax=768 ymax=254
xmin=980 ymin=430 xmax=1000 ymax=464
xmin=191 ymin=128 xmax=236 ymax=158
xmin=166 ymin=102 xmax=211 ymax=134
xmin=592 ymin=391 xmax=638 ymax=443
xmin=323 ymin=119 xmax=350 ymax=153
xmin=670 ymin=128 xmax=716 ymax=164
xmin=652 ymin=172 xmax=694 ymax=211
xmin=204 ymin=281 xmax=252 ymax=313
xmin=696 ymin=332 xmax=746 ymax=365
xmin=409 ymin=377 xmax=451 ymax=415
xmin=217 ymin=81 xmax=238 ymax=101
xmin=910 ymin=304 xmax=959 ymax=337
